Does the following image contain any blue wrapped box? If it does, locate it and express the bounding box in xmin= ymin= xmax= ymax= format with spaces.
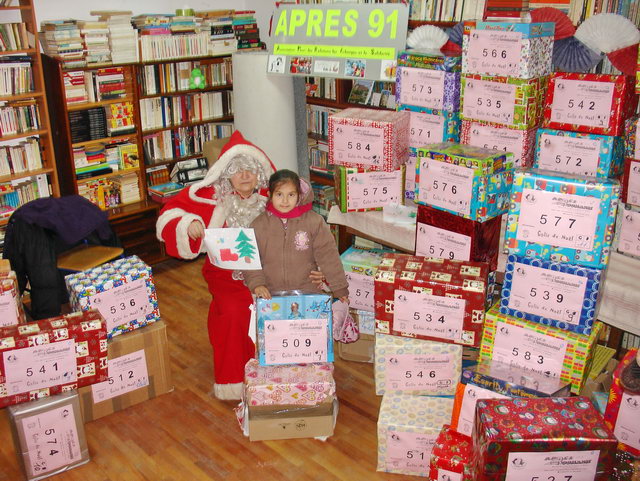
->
xmin=534 ymin=128 xmax=624 ymax=178
xmin=396 ymin=55 xmax=460 ymax=112
xmin=256 ymin=294 xmax=333 ymax=366
xmin=341 ymin=245 xmax=390 ymax=312
xmin=65 ymin=255 xmax=160 ymax=339
xmin=504 ymin=169 xmax=620 ymax=269
xmin=397 ymin=104 xmax=460 ymax=150
xmin=500 ymin=254 xmax=604 ymax=335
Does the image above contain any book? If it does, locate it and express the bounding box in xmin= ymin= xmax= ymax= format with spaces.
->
xmin=347 ymin=79 xmax=374 ymax=105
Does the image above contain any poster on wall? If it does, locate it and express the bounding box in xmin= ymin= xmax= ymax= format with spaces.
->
xmin=267 ymin=3 xmax=409 ymax=81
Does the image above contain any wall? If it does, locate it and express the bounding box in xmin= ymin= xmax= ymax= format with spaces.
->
xmin=244 ymin=0 xmax=277 ymax=50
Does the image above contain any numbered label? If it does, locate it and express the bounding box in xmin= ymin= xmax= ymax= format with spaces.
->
xmin=393 ymin=289 xmax=465 ymax=340
xmin=91 ymin=349 xmax=149 ymax=402
xmin=399 ymin=67 xmax=445 ymax=109
xmin=618 ymin=209 xmax=640 ymax=257
xmin=415 ymin=223 xmax=472 ymax=261
xmin=385 ymin=430 xmax=437 ymax=473
xmin=635 ymin=123 xmax=640 ymax=160
xmin=462 ymin=78 xmax=516 ymax=125
xmin=436 ymin=469 xmax=462 ymax=481
xmin=505 ymin=450 xmax=600 ymax=481
xmin=0 ymin=290 xmax=19 ymax=327
xmin=347 ymin=170 xmax=402 ymax=210
xmin=627 ymin=160 xmax=640 ymax=205
xmin=385 ymin=353 xmax=455 ymax=392
xmin=550 ymin=79 xmax=614 ymax=129
xmin=405 ymin=156 xmax=417 ymax=194
xmin=345 ymin=271 xmax=375 ymax=311
xmin=536 ymin=134 xmax=600 ymax=177
xmin=457 ymin=384 xmax=508 ymax=436
xmin=467 ymin=30 xmax=523 ymax=77
xmin=333 ymin=123 xmax=385 ymax=167
xmin=91 ymin=278 xmax=152 ymax=333
xmin=408 ymin=110 xmax=445 ymax=148
xmin=614 ymin=391 xmax=640 ymax=451
xmin=468 ymin=123 xmax=525 ymax=165
xmin=264 ymin=318 xmax=328 ymax=364
xmin=418 ymin=159 xmax=474 ymax=216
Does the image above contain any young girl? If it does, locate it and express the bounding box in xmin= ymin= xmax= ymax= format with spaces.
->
xmin=243 ymin=169 xmax=349 ymax=303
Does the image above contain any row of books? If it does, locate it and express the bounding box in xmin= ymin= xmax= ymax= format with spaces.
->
xmin=40 ymin=19 xmax=86 ymax=69
xmin=92 ymin=11 xmax=138 ymax=64
xmin=308 ymin=138 xmax=331 ymax=174
xmin=408 ymin=0 xmax=529 ymax=21
xmin=0 ymin=174 xmax=50 ymax=218
xmin=0 ymin=57 xmax=33 ymax=96
xmin=78 ymin=20 xmax=111 ymax=65
xmin=77 ymin=172 xmax=140 ymax=210
xmin=568 ymin=0 xmax=640 ymax=25
xmin=232 ymin=11 xmax=262 ymax=50
xmin=307 ymin=104 xmax=340 ymax=139
xmin=63 ymin=66 xmax=127 ymax=105
xmin=73 ymin=140 xmax=138 ymax=171
xmin=305 ymin=77 xmax=337 ymax=101
xmin=146 ymin=165 xmax=171 ymax=186
xmin=139 ymin=32 xmax=210 ymax=62
xmin=0 ymin=100 xmax=40 ymax=137
xmin=0 ymin=137 xmax=43 ymax=176
xmin=142 ymin=122 xmax=233 ymax=163
xmin=0 ymin=23 xmax=29 ymax=52
xmin=138 ymin=57 xmax=232 ymax=96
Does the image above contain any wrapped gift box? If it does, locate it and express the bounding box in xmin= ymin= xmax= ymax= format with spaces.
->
xmin=7 ymin=391 xmax=89 ymax=481
xmin=625 ymin=116 xmax=640 ymax=160
xmin=65 ymin=255 xmax=160 ymax=339
xmin=415 ymin=203 xmax=502 ymax=271
xmin=534 ymin=128 xmax=624 ymax=178
xmin=333 ymin=165 xmax=405 ymax=213
xmin=461 ymin=119 xmax=536 ymax=168
xmin=461 ymin=74 xmax=548 ymax=130
xmin=337 ymin=309 xmax=375 ymax=363
xmin=341 ymin=245 xmax=390 ymax=312
xmin=429 ymin=424 xmax=474 ymax=481
xmin=623 ymin=158 xmax=640 ymax=207
xmin=543 ymin=73 xmax=638 ymax=136
xmin=614 ymin=203 xmax=640 ymax=259
xmin=377 ymin=394 xmax=454 ymax=477
xmin=374 ymin=253 xmax=490 ymax=347
xmin=416 ymin=143 xmax=514 ymax=222
xmin=474 ymin=397 xmax=618 ymax=480
xmin=396 ymin=66 xmax=460 ymax=112
xmin=480 ymin=303 xmax=603 ymax=394
xmin=0 ymin=310 xmax=108 ymax=408
xmin=500 ymin=254 xmax=604 ymax=335
xmin=405 ymin=152 xmax=417 ymax=200
xmin=256 ymin=294 xmax=333 ymax=365
xmin=374 ymin=333 xmax=462 ymax=396
xmin=398 ymin=49 xmax=462 ymax=71
xmin=328 ymin=108 xmax=410 ymax=171
xmin=613 ymin=449 xmax=640 ymax=480
xmin=462 ymin=22 xmax=554 ymax=79
xmin=398 ymin=104 xmax=460 ymax=149
xmin=0 ymin=268 xmax=25 ymax=328
xmin=504 ymin=169 xmax=620 ymax=269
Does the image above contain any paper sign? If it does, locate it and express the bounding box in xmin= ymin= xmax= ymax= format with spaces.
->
xmin=628 ymin=160 xmax=640 ymax=205
xmin=492 ymin=320 xmax=568 ymax=378
xmin=21 ymin=404 xmax=82 ymax=476
xmin=636 ymin=123 xmax=640 ymax=160
xmin=436 ymin=469 xmax=462 ymax=481
xmin=418 ymin=159 xmax=474 ymax=216
xmin=406 ymin=156 xmax=417 ymax=193
xmin=415 ymin=223 xmax=472 ymax=261
xmin=408 ymin=111 xmax=445 ymax=148
xmin=90 ymin=278 xmax=152 ymax=333
xmin=516 ymin=188 xmax=600 ymax=251
xmin=4 ymin=339 xmax=77 ymax=395
xmin=91 ymin=349 xmax=149 ymax=402
xmin=618 ymin=209 xmax=640 ymax=257
xmin=333 ymin=123 xmax=385 ymax=167
xmin=614 ymin=392 xmax=640 ymax=451
xmin=537 ymin=133 xmax=601 ymax=176
xmin=263 ymin=318 xmax=329 ymax=364
xmin=347 ymin=170 xmax=403 ymax=210
xmin=551 ymin=79 xmax=614 ymax=128
xmin=385 ymin=430 xmax=437 ymax=473
xmin=0 ymin=290 xmax=19 ymax=327
xmin=399 ymin=67 xmax=445 ymax=109
xmin=462 ymin=78 xmax=516 ymax=125
xmin=386 ymin=353 xmax=455 ymax=392
xmin=457 ymin=383 xmax=508 ymax=436
xmin=507 ymin=262 xmax=587 ymax=325
xmin=393 ymin=290 xmax=465 ymax=340
xmin=505 ymin=450 xmax=600 ymax=481
xmin=469 ymin=123 xmax=525 ymax=164
xmin=345 ymin=271 xmax=374 ymax=311
xmin=467 ymin=30 xmax=523 ymax=77
xmin=204 ymin=227 xmax=262 ymax=270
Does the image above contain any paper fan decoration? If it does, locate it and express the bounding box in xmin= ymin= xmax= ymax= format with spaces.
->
xmin=407 ymin=25 xmax=449 ymax=50
xmin=608 ymin=43 xmax=639 ymax=75
xmin=448 ymin=21 xmax=464 ymax=46
xmin=530 ymin=7 xmax=576 ymax=40
xmin=552 ymin=36 xmax=603 ymax=72
xmin=575 ymin=13 xmax=640 ymax=54
xmin=441 ymin=39 xmax=462 ymax=56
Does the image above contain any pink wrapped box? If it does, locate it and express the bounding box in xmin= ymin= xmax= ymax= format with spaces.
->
xmin=0 ymin=269 xmax=25 ymax=328
xmin=328 ymin=107 xmax=410 ymax=171
xmin=242 ymin=358 xmax=336 ymax=406
xmin=460 ymin=119 xmax=536 ymax=168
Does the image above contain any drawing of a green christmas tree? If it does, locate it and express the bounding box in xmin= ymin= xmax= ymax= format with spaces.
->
xmin=235 ymin=229 xmax=257 ymax=263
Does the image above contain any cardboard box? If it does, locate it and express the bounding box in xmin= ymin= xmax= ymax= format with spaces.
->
xmin=77 ymin=320 xmax=172 ymax=422
xmin=8 ymin=391 xmax=89 ymax=481
xmin=461 ymin=119 xmax=536 ymax=168
xmin=201 ymin=136 xmax=230 ymax=163
xmin=614 ymin=203 xmax=640 ymax=259
xmin=397 ymin=104 xmax=461 ymax=148
xmin=396 ymin=66 xmax=460 ymax=112
xmin=336 ymin=334 xmax=374 ymax=363
xmin=534 ymin=128 xmax=624 ymax=178
xmin=623 ymin=157 xmax=640 ymax=207
xmin=428 ymin=424 xmax=474 ymax=481
xmin=504 ymin=169 xmax=621 ymax=269
xmin=333 ymin=165 xmax=405 ymax=213
xmin=341 ymin=246 xmax=390 ymax=312
xmin=543 ymin=72 xmax=638 ymax=136
xmin=0 ymin=267 xmax=25 ymax=328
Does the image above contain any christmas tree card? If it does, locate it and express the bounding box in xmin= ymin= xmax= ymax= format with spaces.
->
xmin=203 ymin=228 xmax=262 ymax=270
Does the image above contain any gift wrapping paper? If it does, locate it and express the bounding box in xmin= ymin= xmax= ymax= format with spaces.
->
xmin=0 ymin=270 xmax=25 ymax=328
xmin=500 ymin=254 xmax=604 ymax=335
xmin=397 ymin=49 xmax=462 ymax=72
xmin=613 ymin=203 xmax=640 ymax=260
xmin=415 ymin=203 xmax=502 ymax=272
xmin=480 ymin=303 xmax=603 ymax=394
xmin=461 ymin=74 xmax=548 ymax=130
xmin=0 ymin=310 xmax=108 ymax=408
xmin=333 ymin=165 xmax=405 ymax=213
xmin=328 ymin=108 xmax=410 ymax=171
xmin=398 ymin=104 xmax=461 ymax=149
xmin=374 ymin=253 xmax=490 ymax=347
xmin=623 ymin=157 xmax=640 ymax=207
xmin=65 ymin=255 xmax=160 ymax=339
xmin=417 ymin=141 xmax=513 ymax=176
xmin=341 ymin=245 xmax=390 ymax=312
xmin=613 ymin=449 xmax=640 ymax=480
xmin=625 ymin=116 xmax=640 ymax=160
xmin=543 ymin=73 xmax=638 ymax=136
xmin=534 ymin=128 xmax=624 ymax=178
xmin=352 ymin=309 xmax=375 ymax=336
xmin=504 ymin=169 xmax=621 ymax=269
xmin=461 ymin=120 xmax=536 ymax=168
xmin=374 ymin=333 xmax=462 ymax=396
xmin=256 ymin=294 xmax=333 ymax=365
xmin=604 ymin=349 xmax=640 ymax=457
xmin=396 ymin=66 xmax=460 ymax=112
xmin=243 ymin=358 xmax=335 ymax=407
xmin=405 ymin=152 xmax=417 ymax=200
xmin=474 ymin=396 xmax=617 ymax=480
xmin=462 ymin=22 xmax=554 ymax=79
xmin=429 ymin=424 xmax=474 ymax=481
xmin=377 ymin=393 xmax=454 ymax=477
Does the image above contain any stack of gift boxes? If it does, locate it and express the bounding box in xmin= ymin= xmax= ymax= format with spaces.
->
xmin=614 ymin=115 xmax=640 ymax=259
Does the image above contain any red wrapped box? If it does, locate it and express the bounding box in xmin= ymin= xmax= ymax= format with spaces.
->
xmin=604 ymin=349 xmax=640 ymax=457
xmin=429 ymin=424 xmax=473 ymax=481
xmin=622 ymin=158 xmax=640 ymax=207
xmin=460 ymin=119 xmax=536 ymax=168
xmin=415 ymin=204 xmax=502 ymax=272
xmin=474 ymin=397 xmax=618 ymax=481
xmin=374 ymin=253 xmax=490 ymax=347
xmin=0 ymin=269 xmax=25 ymax=328
xmin=543 ymin=73 xmax=638 ymax=136
xmin=0 ymin=310 xmax=108 ymax=408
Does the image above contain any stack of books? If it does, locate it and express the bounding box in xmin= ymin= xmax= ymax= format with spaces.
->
xmin=170 ymin=14 xmax=197 ymax=35
xmin=0 ymin=56 xmax=33 ymax=96
xmin=132 ymin=15 xmax=172 ymax=35
xmin=112 ymin=172 xmax=140 ymax=204
xmin=198 ymin=10 xmax=237 ymax=55
xmin=69 ymin=107 xmax=107 ymax=143
xmin=0 ymin=23 xmax=29 ymax=51
xmin=105 ymin=101 xmax=135 ymax=137
xmin=78 ymin=20 xmax=111 ymax=66
xmin=232 ymin=11 xmax=262 ymax=51
xmin=483 ymin=0 xmax=531 ymax=20
xmin=91 ymin=11 xmax=138 ymax=64
xmin=62 ymin=70 xmax=88 ymax=104
xmin=146 ymin=165 xmax=170 ymax=186
xmin=148 ymin=181 xmax=184 ymax=203
xmin=40 ymin=20 xmax=86 ymax=69
xmin=101 ymin=140 xmax=139 ymax=171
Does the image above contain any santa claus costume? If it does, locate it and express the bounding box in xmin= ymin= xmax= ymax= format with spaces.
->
xmin=156 ymin=131 xmax=275 ymax=400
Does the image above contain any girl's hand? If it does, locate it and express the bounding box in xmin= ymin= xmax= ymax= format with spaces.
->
xmin=338 ymin=296 xmax=349 ymax=305
xmin=187 ymin=220 xmax=204 ymax=240
xmin=309 ymin=269 xmax=326 ymax=286
xmin=254 ymin=286 xmax=271 ymax=299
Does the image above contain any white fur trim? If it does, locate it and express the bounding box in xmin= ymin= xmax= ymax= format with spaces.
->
xmin=175 ymin=214 xmax=202 ymax=259
xmin=156 ymin=208 xmax=188 ymax=241
xmin=188 ymin=182 xmax=217 ymax=206
xmin=208 ymin=201 xmax=227 ymax=228
xmin=200 ymin=143 xmax=273 ymax=189
xmin=213 ymin=382 xmax=243 ymax=400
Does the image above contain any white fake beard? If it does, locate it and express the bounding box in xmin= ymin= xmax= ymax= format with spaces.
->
xmin=221 ymin=193 xmax=266 ymax=228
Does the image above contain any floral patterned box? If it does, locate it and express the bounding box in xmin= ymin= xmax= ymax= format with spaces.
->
xmin=625 ymin=116 xmax=640 ymax=160
xmin=534 ymin=128 xmax=624 ymax=178
xmin=480 ymin=303 xmax=603 ymax=394
xmin=474 ymin=397 xmax=618 ymax=481
xmin=428 ymin=424 xmax=474 ymax=481
xmin=65 ymin=255 xmax=160 ymax=339
xmin=374 ymin=333 xmax=462 ymax=396
xmin=462 ymin=22 xmax=554 ymax=79
xmin=543 ymin=73 xmax=638 ymax=136
xmin=0 ymin=269 xmax=25 ymax=328
xmin=461 ymin=74 xmax=548 ymax=130
xmin=377 ymin=393 xmax=454 ymax=477
xmin=333 ymin=165 xmax=405 ymax=213
xmin=622 ymin=158 xmax=640 ymax=207
xmin=328 ymin=108 xmax=410 ymax=171
xmin=500 ymin=254 xmax=604 ymax=335
xmin=341 ymin=246 xmax=390 ymax=312
xmin=397 ymin=104 xmax=460 ymax=149
xmin=0 ymin=310 xmax=108 ymax=408
xmin=504 ymin=169 xmax=621 ymax=269
xmin=461 ymin=120 xmax=536 ymax=168
xmin=396 ymin=66 xmax=460 ymax=112
xmin=613 ymin=203 xmax=640 ymax=260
